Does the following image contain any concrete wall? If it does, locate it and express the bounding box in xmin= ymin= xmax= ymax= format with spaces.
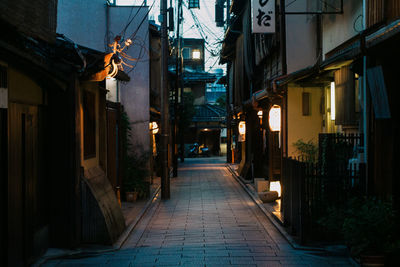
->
xmin=0 ymin=0 xmax=57 ymax=43
xmin=287 ymin=86 xmax=323 ymax=158
xmin=285 ymin=0 xmax=318 ymax=73
xmin=57 ymin=0 xmax=108 ymax=51
xmin=57 ymin=2 xmax=150 ymax=158
xmin=322 ymin=0 xmax=363 ymax=58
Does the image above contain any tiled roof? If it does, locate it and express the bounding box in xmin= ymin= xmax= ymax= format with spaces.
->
xmin=192 ymin=104 xmax=226 ymax=122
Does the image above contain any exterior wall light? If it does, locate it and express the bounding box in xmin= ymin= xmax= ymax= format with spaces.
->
xmin=330 ymin=81 xmax=335 ymax=120
xmin=257 ymin=110 xmax=263 ymax=125
xmin=268 ymin=105 xmax=281 ymax=132
xmin=150 ymin=121 xmax=159 ymax=135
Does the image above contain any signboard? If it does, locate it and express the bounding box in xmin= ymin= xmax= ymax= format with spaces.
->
xmin=252 ymin=0 xmax=275 ymax=33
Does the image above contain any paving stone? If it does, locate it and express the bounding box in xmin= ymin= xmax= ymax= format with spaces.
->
xmin=44 ymin=158 xmax=354 ymax=267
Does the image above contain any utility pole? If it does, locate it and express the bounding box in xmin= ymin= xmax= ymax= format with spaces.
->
xmin=178 ymin=1 xmax=185 ymax=163
xmin=173 ymin=0 xmax=182 ymax=177
xmin=161 ymin=0 xmax=170 ymax=199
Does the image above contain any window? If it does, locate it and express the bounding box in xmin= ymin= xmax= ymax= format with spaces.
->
xmin=302 ymin=92 xmax=310 ymax=116
xmin=192 ymin=49 xmax=201 ymax=59
xmin=182 ymin=48 xmax=190 ymax=59
xmin=83 ymin=91 xmax=96 ymax=159
xmin=189 ymin=0 xmax=200 ymax=9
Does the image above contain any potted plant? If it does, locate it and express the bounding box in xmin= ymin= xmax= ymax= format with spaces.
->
xmin=123 ymin=155 xmax=149 ymax=202
xmin=341 ymin=197 xmax=400 ymax=266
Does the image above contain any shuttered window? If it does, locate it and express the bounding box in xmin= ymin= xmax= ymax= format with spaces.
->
xmin=334 ymin=66 xmax=358 ymax=126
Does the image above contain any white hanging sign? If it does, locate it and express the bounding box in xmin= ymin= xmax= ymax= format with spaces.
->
xmin=252 ymin=0 xmax=275 ymax=33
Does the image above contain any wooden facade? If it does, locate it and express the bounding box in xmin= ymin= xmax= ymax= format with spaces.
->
xmin=367 ymin=0 xmax=400 ymax=27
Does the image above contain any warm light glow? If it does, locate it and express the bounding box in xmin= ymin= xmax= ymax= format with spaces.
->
xmin=270 ymin=181 xmax=281 ymax=197
xmin=192 ymin=50 xmax=201 ymax=59
xmin=150 ymin=122 xmax=159 ymax=134
xmin=257 ymin=110 xmax=263 ymax=119
xmin=238 ymin=121 xmax=246 ymax=135
xmin=330 ymin=82 xmax=335 ymax=120
xmin=268 ymin=105 xmax=281 ymax=132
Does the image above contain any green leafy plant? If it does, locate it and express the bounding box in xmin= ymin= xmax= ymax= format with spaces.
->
xmin=120 ymin=109 xmax=150 ymax=199
xmin=293 ymin=139 xmax=318 ymax=162
xmin=320 ymin=197 xmax=400 ymax=257
xmin=342 ymin=197 xmax=399 ymax=257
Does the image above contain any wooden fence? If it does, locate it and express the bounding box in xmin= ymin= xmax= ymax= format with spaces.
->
xmin=282 ymin=133 xmax=366 ymax=243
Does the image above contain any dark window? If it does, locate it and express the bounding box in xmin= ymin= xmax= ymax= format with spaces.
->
xmin=302 ymin=92 xmax=310 ymax=116
xmin=83 ymin=91 xmax=96 ymax=159
xmin=0 ymin=66 xmax=7 ymax=88
xmin=189 ymin=0 xmax=200 ymax=9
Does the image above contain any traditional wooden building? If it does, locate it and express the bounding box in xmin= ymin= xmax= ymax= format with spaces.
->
xmin=219 ymin=0 xmax=399 ymax=243
xmin=1 ymin=1 xmax=128 ymax=265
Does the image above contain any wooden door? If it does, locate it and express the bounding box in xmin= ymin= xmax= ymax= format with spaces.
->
xmin=8 ymin=103 xmax=39 ymax=266
xmin=269 ymin=131 xmax=281 ymax=180
xmin=0 ymin=109 xmax=7 ymax=266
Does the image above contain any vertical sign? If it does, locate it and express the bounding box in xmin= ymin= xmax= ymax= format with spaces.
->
xmin=252 ymin=0 xmax=275 ymax=33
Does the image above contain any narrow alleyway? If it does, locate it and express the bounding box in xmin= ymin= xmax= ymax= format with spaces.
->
xmin=43 ymin=157 xmax=354 ymax=267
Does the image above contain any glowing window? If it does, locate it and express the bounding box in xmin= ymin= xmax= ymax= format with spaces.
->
xmin=192 ymin=50 xmax=201 ymax=59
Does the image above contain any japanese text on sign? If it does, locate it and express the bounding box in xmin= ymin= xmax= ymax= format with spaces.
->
xmin=252 ymin=0 xmax=275 ymax=33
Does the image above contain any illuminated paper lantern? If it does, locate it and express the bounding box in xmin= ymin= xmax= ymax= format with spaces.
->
xmin=268 ymin=105 xmax=281 ymax=132
xmin=238 ymin=121 xmax=246 ymax=135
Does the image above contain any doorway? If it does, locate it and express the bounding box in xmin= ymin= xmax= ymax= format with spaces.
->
xmin=8 ymin=103 xmax=45 ymax=266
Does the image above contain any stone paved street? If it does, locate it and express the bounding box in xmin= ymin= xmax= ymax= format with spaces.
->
xmin=42 ymin=157 xmax=354 ymax=266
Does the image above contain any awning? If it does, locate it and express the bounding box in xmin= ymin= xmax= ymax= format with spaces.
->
xmin=366 ymin=18 xmax=400 ymax=48
xmin=275 ymin=65 xmax=319 ymax=87
xmin=320 ymin=38 xmax=362 ymax=71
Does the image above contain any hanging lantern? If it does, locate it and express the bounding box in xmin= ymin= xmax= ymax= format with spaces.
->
xmin=268 ymin=105 xmax=281 ymax=132
xmin=150 ymin=121 xmax=159 ymax=135
xmin=238 ymin=121 xmax=246 ymax=135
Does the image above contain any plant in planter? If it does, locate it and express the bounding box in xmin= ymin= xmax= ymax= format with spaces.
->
xmin=123 ymin=154 xmax=150 ymax=201
xmin=293 ymin=138 xmax=318 ymax=163
xmin=120 ymin=109 xmax=150 ymax=202
xmin=341 ymin=197 xmax=399 ymax=264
